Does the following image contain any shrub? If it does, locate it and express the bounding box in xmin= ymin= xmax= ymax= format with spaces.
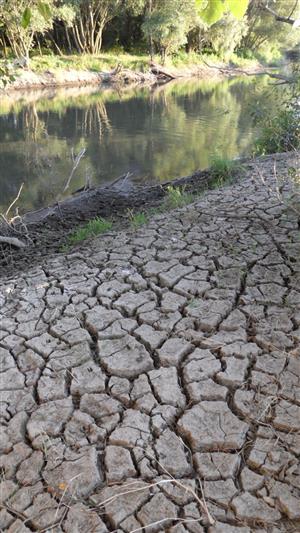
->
xmin=254 ymin=107 xmax=300 ymax=155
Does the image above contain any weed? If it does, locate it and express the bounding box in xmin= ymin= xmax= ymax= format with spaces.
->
xmin=164 ymin=185 xmax=194 ymax=209
xmin=209 ymin=155 xmax=241 ymax=187
xmin=67 ymin=217 xmax=112 ymax=245
xmin=127 ymin=209 xmax=148 ymax=228
xmin=187 ymin=298 xmax=200 ymax=309
xmin=254 ymin=108 xmax=300 ymax=155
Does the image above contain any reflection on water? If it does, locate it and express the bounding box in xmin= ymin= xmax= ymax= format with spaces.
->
xmin=0 ymin=77 xmax=281 ymax=212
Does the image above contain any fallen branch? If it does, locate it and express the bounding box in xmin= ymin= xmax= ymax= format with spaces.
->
xmin=105 ymin=171 xmax=132 ymax=190
xmin=204 ymin=60 xmax=297 ymax=84
xmin=150 ymin=62 xmax=177 ymax=79
xmin=0 ymin=236 xmax=26 ymax=248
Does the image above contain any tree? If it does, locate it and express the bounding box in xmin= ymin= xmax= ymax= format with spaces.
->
xmin=62 ymin=0 xmax=121 ymax=54
xmin=242 ymin=0 xmax=300 ymax=53
xmin=142 ymin=0 xmax=197 ymax=62
xmin=0 ymin=0 xmax=54 ymax=62
xmin=204 ymin=13 xmax=249 ymax=58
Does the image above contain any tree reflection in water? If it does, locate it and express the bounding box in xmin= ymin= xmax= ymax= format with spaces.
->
xmin=0 ymin=76 xmax=282 ymax=213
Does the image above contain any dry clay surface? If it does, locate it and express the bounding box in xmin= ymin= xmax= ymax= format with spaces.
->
xmin=1 ymin=165 xmax=300 ymax=532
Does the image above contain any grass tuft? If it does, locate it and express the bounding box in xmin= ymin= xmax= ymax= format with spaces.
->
xmin=209 ymin=155 xmax=241 ymax=187
xmin=164 ymin=185 xmax=195 ymax=209
xmin=127 ymin=209 xmax=148 ymax=228
xmin=67 ymin=217 xmax=112 ymax=245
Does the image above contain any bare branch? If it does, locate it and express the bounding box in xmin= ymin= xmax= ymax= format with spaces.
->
xmin=261 ymin=2 xmax=297 ymax=25
xmin=63 ymin=148 xmax=86 ymax=193
xmin=0 ymin=236 xmax=26 ymax=248
xmin=5 ymin=182 xmax=24 ymax=218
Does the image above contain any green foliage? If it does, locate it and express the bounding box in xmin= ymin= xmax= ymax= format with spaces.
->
xmin=198 ymin=0 xmax=249 ymax=26
xmin=21 ymin=7 xmax=32 ymax=29
xmin=21 ymin=2 xmax=52 ymax=28
xmin=242 ymin=0 xmax=300 ymax=54
xmin=205 ymin=13 xmax=248 ymax=58
xmin=199 ymin=0 xmax=225 ymax=25
xmin=0 ymin=0 xmax=55 ymax=60
xmin=127 ymin=209 xmax=148 ymax=228
xmin=0 ymin=0 xmax=298 ymax=68
xmin=0 ymin=62 xmax=15 ymax=88
xmin=226 ymin=0 xmax=248 ymax=20
xmin=209 ymin=155 xmax=240 ymax=184
xmin=142 ymin=0 xmax=197 ymax=61
xmin=164 ymin=185 xmax=194 ymax=208
xmin=68 ymin=217 xmax=113 ymax=245
xmin=254 ymin=108 xmax=300 ymax=155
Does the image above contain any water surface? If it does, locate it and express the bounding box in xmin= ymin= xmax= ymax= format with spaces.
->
xmin=0 ymin=76 xmax=281 ymax=213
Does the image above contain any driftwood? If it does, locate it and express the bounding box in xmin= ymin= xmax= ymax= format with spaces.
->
xmin=150 ymin=62 xmax=177 ymax=80
xmin=203 ymin=60 xmax=297 ymax=84
xmin=0 ymin=236 xmax=26 ymax=248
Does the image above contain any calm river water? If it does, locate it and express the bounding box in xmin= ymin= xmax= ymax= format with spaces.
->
xmin=0 ymin=76 xmax=281 ymax=213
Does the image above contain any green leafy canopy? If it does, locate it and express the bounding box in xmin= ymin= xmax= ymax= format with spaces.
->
xmin=196 ymin=0 xmax=249 ymax=26
xmin=21 ymin=1 xmax=52 ymax=28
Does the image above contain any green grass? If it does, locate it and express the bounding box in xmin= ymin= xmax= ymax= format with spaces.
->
xmin=164 ymin=185 xmax=195 ymax=209
xmin=1 ymin=49 xmax=260 ymax=76
xmin=209 ymin=155 xmax=242 ymax=187
xmin=27 ymin=52 xmax=150 ymax=74
xmin=67 ymin=216 xmax=112 ymax=245
xmin=127 ymin=209 xmax=148 ymax=228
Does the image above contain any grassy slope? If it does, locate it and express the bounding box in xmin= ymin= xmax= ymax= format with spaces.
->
xmin=5 ymin=50 xmax=259 ymax=75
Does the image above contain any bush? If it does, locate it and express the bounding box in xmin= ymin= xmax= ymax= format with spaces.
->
xmin=210 ymin=155 xmax=240 ymax=183
xmin=254 ymin=107 xmax=300 ymax=155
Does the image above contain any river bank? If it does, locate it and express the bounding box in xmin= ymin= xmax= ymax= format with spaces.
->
xmin=1 ymin=53 xmax=265 ymax=91
xmin=0 ymin=148 xmax=299 ymax=533
xmin=0 ymin=151 xmax=298 ymax=276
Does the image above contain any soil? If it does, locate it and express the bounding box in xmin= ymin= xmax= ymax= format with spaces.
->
xmin=1 ymin=149 xmax=300 ymax=532
xmin=0 ymin=152 xmax=298 ymax=278
xmin=1 ymin=61 xmax=267 ymax=92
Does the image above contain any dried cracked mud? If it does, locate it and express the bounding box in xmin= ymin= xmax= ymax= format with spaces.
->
xmin=1 ymin=161 xmax=300 ymax=532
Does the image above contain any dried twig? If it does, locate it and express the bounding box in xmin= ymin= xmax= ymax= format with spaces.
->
xmin=5 ymin=182 xmax=24 ymax=218
xmin=97 ymin=451 xmax=215 ymax=527
xmin=63 ymin=148 xmax=86 ymax=193
xmin=0 ymin=236 xmax=26 ymax=248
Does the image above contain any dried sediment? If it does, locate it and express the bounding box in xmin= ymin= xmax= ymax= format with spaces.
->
xmin=0 ymin=153 xmax=300 ymax=532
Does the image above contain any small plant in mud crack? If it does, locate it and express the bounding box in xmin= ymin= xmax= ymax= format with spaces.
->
xmin=164 ymin=186 xmax=194 ymax=209
xmin=209 ymin=155 xmax=241 ymax=187
xmin=127 ymin=209 xmax=148 ymax=228
xmin=187 ymin=298 xmax=201 ymax=309
xmin=67 ymin=217 xmax=113 ymax=245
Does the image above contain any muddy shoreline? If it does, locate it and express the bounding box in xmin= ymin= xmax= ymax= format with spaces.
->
xmin=0 ymin=152 xmax=298 ymax=277
xmin=2 ymin=62 xmax=266 ymax=92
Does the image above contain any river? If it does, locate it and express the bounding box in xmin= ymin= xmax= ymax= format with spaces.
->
xmin=0 ymin=75 xmax=282 ymax=213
